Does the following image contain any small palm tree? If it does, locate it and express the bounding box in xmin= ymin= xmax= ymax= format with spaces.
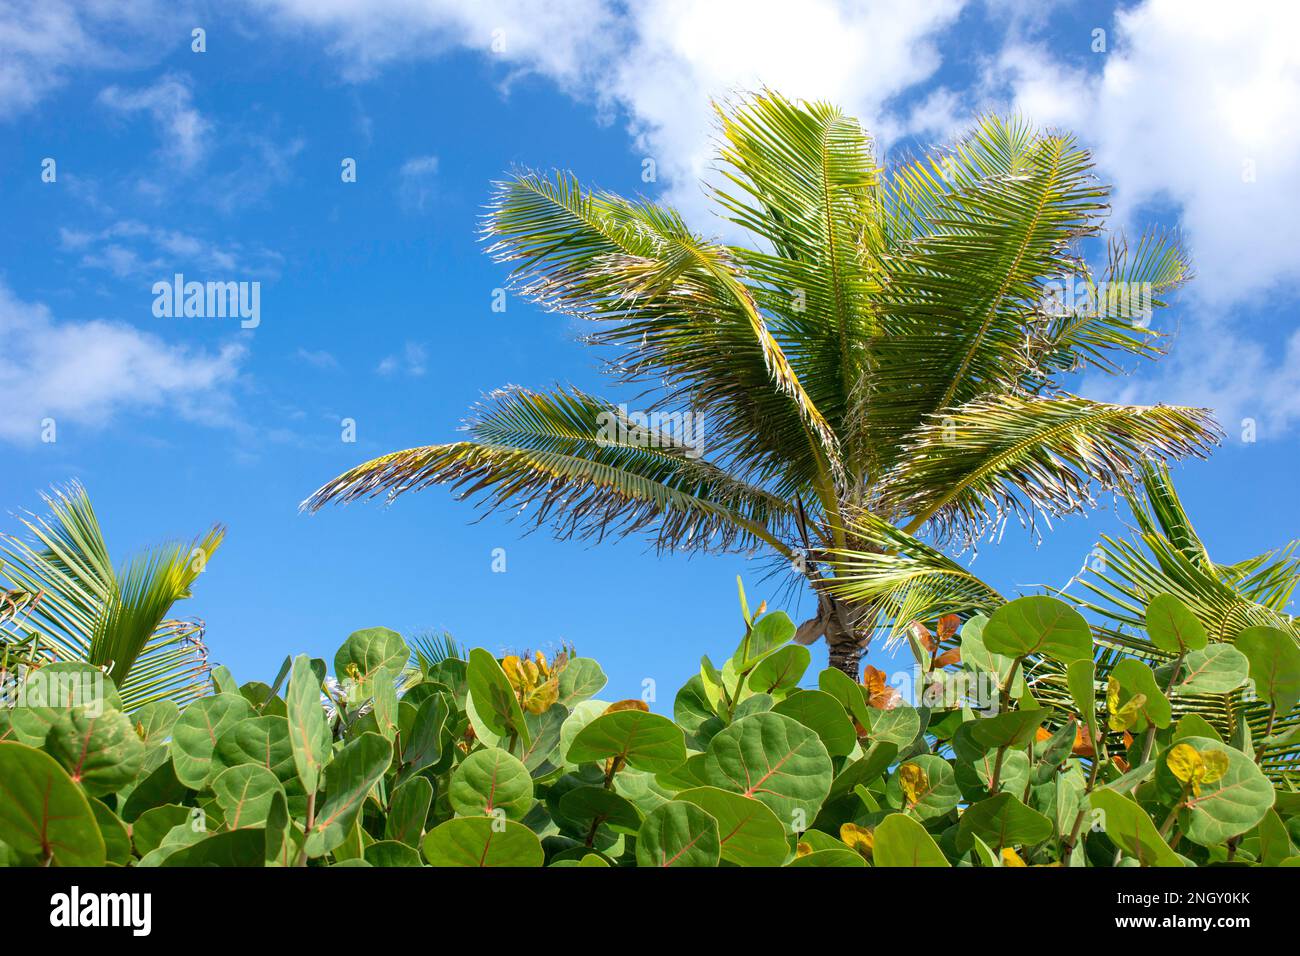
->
xmin=0 ymin=483 xmax=223 ymax=709
xmin=1068 ymin=463 xmax=1300 ymax=778
xmin=306 ymin=92 xmax=1218 ymax=677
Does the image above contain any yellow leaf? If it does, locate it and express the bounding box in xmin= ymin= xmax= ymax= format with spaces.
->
xmin=1166 ymin=743 xmax=1204 ymax=785
xmin=1200 ymin=750 xmax=1229 ymax=785
xmin=839 ymin=822 xmax=874 ymax=858
xmin=603 ymin=699 xmax=649 ymax=715
xmin=898 ymin=762 xmax=929 ymax=808
xmin=534 ymin=650 xmax=550 ymax=677
xmin=1001 ymin=848 xmax=1027 ymax=867
xmin=522 ymin=659 xmax=539 ymax=686
xmin=522 ymin=676 xmax=559 ymax=714
xmin=796 ymin=841 xmax=813 ymax=858
xmin=502 ymin=655 xmax=525 ymax=691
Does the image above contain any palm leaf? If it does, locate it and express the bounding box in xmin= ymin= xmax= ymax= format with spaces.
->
xmin=887 ymin=394 xmax=1220 ymax=541
xmin=303 ymin=386 xmax=795 ymax=555
xmin=0 ymin=483 xmax=223 ymax=709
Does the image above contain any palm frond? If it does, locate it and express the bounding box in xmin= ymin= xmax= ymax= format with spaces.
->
xmin=303 ymin=386 xmax=795 ymax=555
xmin=886 ymin=394 xmax=1220 ymax=542
xmin=409 ymin=630 xmax=464 ymax=672
xmin=864 ymin=117 xmax=1110 ymax=467
xmin=0 ymin=483 xmax=224 ymax=709
xmin=483 ymin=171 xmax=841 ymax=494
xmin=824 ymin=510 xmax=1004 ymax=648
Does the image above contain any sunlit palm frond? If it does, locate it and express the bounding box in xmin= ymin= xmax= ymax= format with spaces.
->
xmin=0 ymin=483 xmax=223 ymax=710
xmin=484 ymin=171 xmax=841 ymax=493
xmin=866 ymin=117 xmax=1110 ymax=466
xmin=824 ymin=510 xmax=1004 ymax=648
xmin=1073 ymin=463 xmax=1300 ymax=641
xmin=711 ymin=91 xmax=883 ymax=478
xmin=884 ymin=394 xmax=1220 ymax=542
xmin=302 ymin=386 xmax=795 ymax=556
xmin=409 ymin=630 xmax=465 ymax=672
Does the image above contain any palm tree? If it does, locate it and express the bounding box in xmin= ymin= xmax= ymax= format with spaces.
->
xmin=0 ymin=483 xmax=223 ymax=710
xmin=1067 ymin=463 xmax=1300 ymax=778
xmin=305 ymin=92 xmax=1218 ymax=677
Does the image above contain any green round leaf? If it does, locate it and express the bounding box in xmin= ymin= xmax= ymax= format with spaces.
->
xmin=702 ymin=712 xmax=832 ymax=830
xmin=772 ymin=689 xmax=856 ymax=757
xmin=333 ymin=626 xmax=409 ymax=686
xmin=160 ymin=828 xmax=266 ymax=867
xmin=0 ymin=742 xmax=105 ymax=865
xmin=887 ymin=754 xmax=960 ymax=820
xmin=674 ymin=786 xmax=789 ymax=866
xmin=1145 ymin=594 xmax=1208 ymax=653
xmin=449 ymin=747 xmax=533 ymax=820
xmin=365 ymin=839 xmax=424 ymax=867
xmin=169 ymin=693 xmax=253 ymax=789
xmin=211 ymin=715 xmax=297 ymax=788
xmin=745 ymin=645 xmax=810 ymax=697
xmin=8 ymin=663 xmax=122 ymax=747
xmin=872 ymin=812 xmax=950 ymax=867
xmin=1235 ymin=626 xmax=1300 ymax=713
xmin=984 ymin=596 xmax=1092 ymax=663
xmin=44 ymin=707 xmax=145 ymax=796
xmin=868 ymin=704 xmax=921 ymax=748
xmin=558 ymin=658 xmax=607 ymax=707
xmin=567 ymin=709 xmax=687 ymax=774
xmin=956 ymin=792 xmax=1053 ymax=853
xmin=1171 ymin=736 xmax=1275 ymax=846
xmin=557 ymin=785 xmax=643 ymax=837
xmin=422 ymin=817 xmax=544 ymax=867
xmin=212 ymin=764 xmax=284 ymax=829
xmin=635 ymin=801 xmax=720 ymax=868
xmin=1163 ymin=643 xmax=1249 ymax=696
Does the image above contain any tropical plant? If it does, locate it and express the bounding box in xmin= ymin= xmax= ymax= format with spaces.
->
xmin=305 ymin=91 xmax=1218 ymax=676
xmin=1062 ymin=462 xmax=1300 ymax=779
xmin=1 ymin=587 xmax=1295 ymax=868
xmin=0 ymin=484 xmax=223 ymax=710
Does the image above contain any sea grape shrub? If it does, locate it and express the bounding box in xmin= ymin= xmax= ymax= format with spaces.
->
xmin=0 ymin=592 xmax=1295 ymax=867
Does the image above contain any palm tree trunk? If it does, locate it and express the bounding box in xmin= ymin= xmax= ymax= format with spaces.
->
xmin=796 ymin=589 xmax=868 ymax=680
xmin=827 ymin=640 xmax=864 ymax=679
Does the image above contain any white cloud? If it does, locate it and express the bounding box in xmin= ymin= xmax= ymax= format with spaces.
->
xmin=295 ymin=348 xmax=339 ymax=369
xmin=398 ymin=154 xmax=440 ymax=213
xmin=60 ymin=221 xmax=282 ymax=280
xmin=377 ymin=342 xmax=428 ymax=377
xmin=0 ymin=284 xmax=246 ymax=444
xmin=0 ymin=0 xmax=191 ymax=118
xmin=252 ymin=0 xmax=965 ymax=226
xmin=983 ymin=0 xmax=1300 ymax=438
xmin=98 ymin=72 xmax=211 ymax=170
xmin=993 ymin=1 xmax=1300 ymax=307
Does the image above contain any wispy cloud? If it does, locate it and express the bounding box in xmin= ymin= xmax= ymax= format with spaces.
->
xmin=98 ymin=72 xmax=212 ymax=170
xmin=0 ymin=283 xmax=246 ymax=444
xmin=59 ymin=221 xmax=283 ymax=280
xmin=398 ymin=154 xmax=439 ymax=213
xmin=377 ymin=342 xmax=428 ymax=377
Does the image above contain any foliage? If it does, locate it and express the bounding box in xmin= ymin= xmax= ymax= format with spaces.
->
xmin=0 ymin=484 xmax=223 ymax=710
xmin=304 ymin=92 xmax=1218 ymax=674
xmin=2 ymin=584 xmax=1296 ymax=868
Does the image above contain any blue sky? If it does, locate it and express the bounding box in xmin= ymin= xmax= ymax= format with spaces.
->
xmin=2 ymin=0 xmax=1298 ymax=708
